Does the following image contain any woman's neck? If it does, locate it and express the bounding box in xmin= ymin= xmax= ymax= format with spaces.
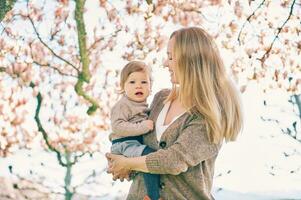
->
xmin=164 ymin=98 xmax=186 ymax=125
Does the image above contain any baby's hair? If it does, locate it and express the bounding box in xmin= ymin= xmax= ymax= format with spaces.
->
xmin=119 ymin=61 xmax=152 ymax=93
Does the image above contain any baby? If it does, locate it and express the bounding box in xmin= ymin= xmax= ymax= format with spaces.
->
xmin=109 ymin=61 xmax=160 ymax=200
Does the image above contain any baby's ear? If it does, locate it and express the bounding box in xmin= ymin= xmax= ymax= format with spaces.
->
xmin=116 ymin=88 xmax=124 ymax=94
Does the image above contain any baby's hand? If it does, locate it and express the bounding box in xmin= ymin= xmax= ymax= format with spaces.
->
xmin=145 ymin=120 xmax=154 ymax=131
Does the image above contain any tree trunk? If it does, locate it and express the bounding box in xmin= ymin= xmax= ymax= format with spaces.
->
xmin=292 ymin=94 xmax=301 ymax=139
xmin=64 ymin=152 xmax=73 ymax=200
xmin=293 ymin=94 xmax=301 ymax=120
xmin=74 ymin=0 xmax=99 ymax=115
xmin=0 ymin=0 xmax=17 ymax=22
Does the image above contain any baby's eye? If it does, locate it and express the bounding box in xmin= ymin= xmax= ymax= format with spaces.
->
xmin=129 ymin=81 xmax=135 ymax=84
xmin=168 ymin=57 xmax=172 ymax=60
xmin=141 ymin=81 xmax=148 ymax=84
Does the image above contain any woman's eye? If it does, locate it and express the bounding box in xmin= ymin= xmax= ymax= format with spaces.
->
xmin=169 ymin=57 xmax=172 ymax=60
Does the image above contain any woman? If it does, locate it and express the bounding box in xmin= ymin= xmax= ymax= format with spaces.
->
xmin=106 ymin=27 xmax=243 ymax=200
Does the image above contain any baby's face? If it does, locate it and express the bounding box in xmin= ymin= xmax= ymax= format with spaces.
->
xmin=124 ymin=71 xmax=151 ymax=102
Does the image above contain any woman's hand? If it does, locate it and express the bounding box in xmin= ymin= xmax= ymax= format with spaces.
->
xmin=106 ymin=153 xmax=131 ymax=181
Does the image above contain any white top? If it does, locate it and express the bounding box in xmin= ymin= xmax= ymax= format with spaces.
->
xmin=155 ymin=101 xmax=185 ymax=141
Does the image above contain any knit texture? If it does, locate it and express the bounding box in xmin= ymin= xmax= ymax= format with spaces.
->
xmin=126 ymin=89 xmax=221 ymax=200
xmin=109 ymin=95 xmax=150 ymax=141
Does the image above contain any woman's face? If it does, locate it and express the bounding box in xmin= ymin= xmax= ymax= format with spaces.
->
xmin=164 ymin=37 xmax=178 ymax=84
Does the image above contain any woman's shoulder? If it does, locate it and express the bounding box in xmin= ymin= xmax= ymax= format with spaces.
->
xmin=182 ymin=111 xmax=206 ymax=128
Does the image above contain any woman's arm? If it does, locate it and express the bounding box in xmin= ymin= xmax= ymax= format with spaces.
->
xmin=106 ymin=153 xmax=148 ymax=181
xmin=106 ymin=153 xmax=148 ymax=172
xmin=107 ymin=118 xmax=220 ymax=176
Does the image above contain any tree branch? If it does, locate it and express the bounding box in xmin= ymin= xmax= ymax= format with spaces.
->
xmin=70 ymin=152 xmax=86 ymax=165
xmin=292 ymin=94 xmax=301 ymax=120
xmin=237 ymin=0 xmax=266 ymax=45
xmin=179 ymin=6 xmax=215 ymax=23
xmin=73 ymin=168 xmax=106 ymax=191
xmin=27 ymin=15 xmax=80 ymax=73
xmin=26 ymin=41 xmax=77 ymax=78
xmin=0 ymin=0 xmax=17 ymax=22
xmin=75 ymin=0 xmax=90 ymax=82
xmin=8 ymin=172 xmax=63 ymax=198
xmin=261 ymin=116 xmax=300 ymax=141
xmin=32 ymin=61 xmax=78 ymax=78
xmin=260 ymin=0 xmax=297 ymax=62
xmin=29 ymin=40 xmax=77 ymax=78
xmin=30 ymin=82 xmax=68 ymax=167
xmin=88 ymin=28 xmax=121 ymax=54
xmin=74 ymin=0 xmax=100 ymax=115
xmin=74 ymin=79 xmax=100 ymax=115
xmin=87 ymin=36 xmax=104 ymax=54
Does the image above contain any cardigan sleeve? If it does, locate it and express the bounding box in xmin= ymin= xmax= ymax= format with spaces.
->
xmin=145 ymin=119 xmax=220 ymax=175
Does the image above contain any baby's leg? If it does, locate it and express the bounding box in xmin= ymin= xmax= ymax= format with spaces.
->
xmin=111 ymin=140 xmax=160 ymax=200
xmin=111 ymin=137 xmax=145 ymax=157
xmin=119 ymin=140 xmax=146 ymax=157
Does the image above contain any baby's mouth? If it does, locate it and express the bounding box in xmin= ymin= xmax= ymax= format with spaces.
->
xmin=135 ymin=92 xmax=144 ymax=96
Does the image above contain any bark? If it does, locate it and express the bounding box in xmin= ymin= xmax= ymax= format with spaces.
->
xmin=74 ymin=0 xmax=99 ymax=115
xmin=0 ymin=0 xmax=17 ymax=22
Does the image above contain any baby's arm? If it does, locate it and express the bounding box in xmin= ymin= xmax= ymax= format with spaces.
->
xmin=112 ymin=119 xmax=153 ymax=137
xmin=111 ymin=104 xmax=153 ymax=138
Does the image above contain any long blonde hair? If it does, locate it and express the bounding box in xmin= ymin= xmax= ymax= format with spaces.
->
xmin=167 ymin=27 xmax=243 ymax=144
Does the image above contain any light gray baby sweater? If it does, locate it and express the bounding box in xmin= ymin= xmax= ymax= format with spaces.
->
xmin=109 ymin=95 xmax=151 ymax=141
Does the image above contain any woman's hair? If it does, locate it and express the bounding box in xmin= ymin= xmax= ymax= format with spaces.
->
xmin=167 ymin=27 xmax=243 ymax=144
xmin=119 ymin=61 xmax=152 ymax=93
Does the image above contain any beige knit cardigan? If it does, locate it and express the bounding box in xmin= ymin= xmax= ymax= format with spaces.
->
xmin=126 ymin=89 xmax=221 ymax=200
